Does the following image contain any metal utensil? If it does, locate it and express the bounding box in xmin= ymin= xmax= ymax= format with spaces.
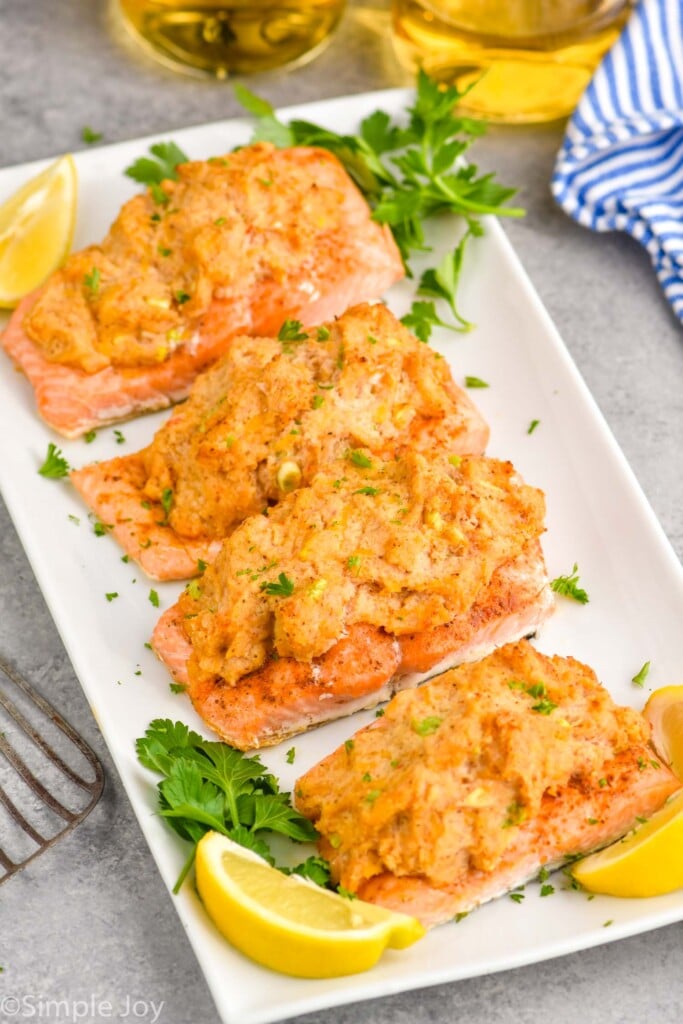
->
xmin=0 ymin=654 xmax=104 ymax=884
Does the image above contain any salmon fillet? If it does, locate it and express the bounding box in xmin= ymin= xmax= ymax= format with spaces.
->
xmin=2 ymin=145 xmax=403 ymax=438
xmin=71 ymin=304 xmax=489 ymax=579
xmin=151 ymin=453 xmax=552 ymax=747
xmin=295 ymin=641 xmax=681 ymax=927
xmin=152 ymin=541 xmax=553 ymax=747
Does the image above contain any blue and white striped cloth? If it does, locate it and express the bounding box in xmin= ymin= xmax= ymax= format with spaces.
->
xmin=552 ymin=0 xmax=683 ymax=324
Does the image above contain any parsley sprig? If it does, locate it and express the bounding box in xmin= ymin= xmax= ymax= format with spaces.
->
xmin=125 ymin=141 xmax=189 ymax=204
xmin=550 ymin=563 xmax=589 ymax=604
xmin=235 ymin=73 xmax=523 ymax=340
xmin=136 ymin=719 xmax=319 ymax=892
xmin=38 ymin=443 xmax=70 ymax=479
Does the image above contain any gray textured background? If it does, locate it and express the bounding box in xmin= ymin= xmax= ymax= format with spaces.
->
xmin=0 ymin=1 xmax=681 ymax=1022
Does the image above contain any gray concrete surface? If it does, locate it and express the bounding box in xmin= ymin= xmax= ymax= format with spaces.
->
xmin=0 ymin=1 xmax=681 ymax=1022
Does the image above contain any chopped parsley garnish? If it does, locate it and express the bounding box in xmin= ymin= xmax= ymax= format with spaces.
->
xmin=186 ymin=579 xmax=202 ymax=600
xmin=290 ymin=856 xmax=332 ymax=887
xmin=412 ymin=716 xmax=442 ymax=736
xmin=124 ymin=141 xmax=189 ymax=188
xmin=464 ymin=375 xmax=489 ymax=388
xmin=347 ymin=555 xmax=361 ymax=570
xmin=540 ymin=883 xmax=555 ymax=897
xmin=121 ymin=555 xmax=130 ymax=563
xmin=278 ymin=319 xmax=308 ymax=343
xmin=286 ymin=747 xmax=296 ymax=764
xmin=105 ymin=592 xmax=118 ymax=602
xmin=157 ymin=245 xmax=172 ymax=257
xmin=260 ymin=572 xmax=295 ymax=597
xmin=528 ymin=419 xmax=540 ymax=435
xmin=550 ymin=563 xmax=589 ymax=604
xmin=344 ymin=739 xmax=354 ymax=753
xmin=214 ymin=216 xmax=227 ymax=226
xmin=197 ymin=559 xmax=208 ymax=573
xmin=631 ymin=661 xmax=650 ymax=687
xmin=113 ymin=429 xmax=125 ymax=444
xmin=38 ymin=443 xmax=70 ymax=479
xmin=136 ymin=718 xmax=318 ymax=891
xmin=83 ymin=266 xmax=100 ymax=297
xmin=148 ymin=589 xmax=160 ymax=608
xmin=81 ymin=125 xmax=102 ymax=145
xmin=312 ymin=394 xmax=324 ymax=409
xmin=365 ymin=789 xmax=381 ymax=804
xmin=170 ymin=683 xmax=187 ymax=694
xmin=84 ymin=429 xmax=97 ymax=443
xmin=531 ymin=698 xmax=558 ymax=715
xmin=503 ymin=801 xmax=526 ymax=828
xmin=316 ymin=326 xmax=330 ymax=341
xmin=346 ymin=449 xmax=372 ymax=469
xmin=353 ymin=486 xmax=380 ymax=496
xmin=175 ymin=290 xmax=191 ymax=304
xmin=509 ymin=892 xmax=525 ymax=903
xmin=454 ymin=912 xmax=469 ymax=923
xmin=160 ymin=487 xmax=174 ymax=523
xmin=92 ymin=519 xmax=111 ymax=537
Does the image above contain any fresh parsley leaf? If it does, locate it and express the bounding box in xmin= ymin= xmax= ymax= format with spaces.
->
xmin=631 ymin=661 xmax=650 ymax=687
xmin=235 ymin=75 xmax=523 ymax=332
xmin=353 ymin=486 xmax=380 ymax=496
xmin=316 ymin=325 xmax=330 ymax=341
xmin=169 ymin=682 xmax=187 ymax=694
xmin=417 ymin=237 xmax=474 ymax=331
xmin=286 ymin=747 xmax=296 ymax=764
xmin=401 ymin=300 xmax=457 ymax=342
xmin=125 ymin=140 xmax=189 ymax=187
xmin=38 ymin=443 xmax=70 ymax=479
xmin=149 ymin=589 xmax=160 ymax=607
xmin=464 ymin=375 xmax=489 ymax=388
xmin=550 ymin=564 xmax=589 ymax=604
xmin=260 ymin=572 xmax=295 ymax=597
xmin=105 ymin=592 xmax=118 ymax=602
xmin=290 ymin=855 xmax=331 ymax=887
xmin=233 ymin=85 xmax=295 ymax=147
xmin=175 ymin=290 xmax=191 ymax=304
xmin=136 ymin=719 xmax=319 ymax=891
xmin=84 ymin=429 xmax=97 ymax=443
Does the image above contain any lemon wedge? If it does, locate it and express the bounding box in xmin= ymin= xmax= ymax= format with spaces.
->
xmin=571 ymin=789 xmax=683 ymax=897
xmin=644 ymin=685 xmax=683 ymax=780
xmin=195 ymin=832 xmax=425 ymax=977
xmin=0 ymin=154 xmax=77 ymax=308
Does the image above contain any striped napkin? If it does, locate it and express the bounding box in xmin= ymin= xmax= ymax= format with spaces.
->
xmin=552 ymin=0 xmax=683 ymax=325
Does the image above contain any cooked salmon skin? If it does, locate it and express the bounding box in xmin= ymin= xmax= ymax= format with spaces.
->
xmin=2 ymin=145 xmax=403 ymax=437
xmin=71 ymin=303 xmax=489 ymax=578
xmin=295 ymin=641 xmax=681 ymax=927
xmin=150 ymin=452 xmax=552 ymax=747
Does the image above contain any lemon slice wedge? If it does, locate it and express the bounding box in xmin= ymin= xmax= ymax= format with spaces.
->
xmin=0 ymin=154 xmax=77 ymax=308
xmin=571 ymin=789 xmax=683 ymax=897
xmin=644 ymin=685 xmax=683 ymax=780
xmin=195 ymin=832 xmax=425 ymax=977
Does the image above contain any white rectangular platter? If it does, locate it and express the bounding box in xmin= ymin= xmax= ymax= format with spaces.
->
xmin=1 ymin=90 xmax=682 ymax=1024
